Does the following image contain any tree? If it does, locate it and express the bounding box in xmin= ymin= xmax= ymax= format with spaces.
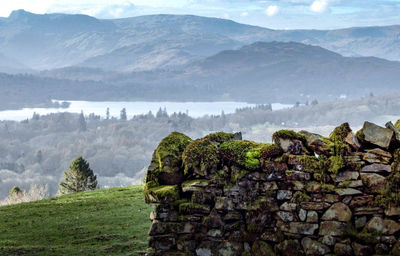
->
xmin=58 ymin=156 xmax=98 ymax=194
xmin=120 ymin=108 xmax=127 ymax=120
xmin=106 ymin=107 xmax=110 ymax=120
xmin=78 ymin=111 xmax=87 ymax=131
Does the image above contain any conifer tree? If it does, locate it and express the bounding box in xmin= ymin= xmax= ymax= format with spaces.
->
xmin=59 ymin=156 xmax=98 ymax=194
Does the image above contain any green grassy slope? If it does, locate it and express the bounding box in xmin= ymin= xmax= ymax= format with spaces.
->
xmin=0 ymin=186 xmax=152 ymax=256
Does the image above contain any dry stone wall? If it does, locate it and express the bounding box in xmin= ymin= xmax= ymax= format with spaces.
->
xmin=144 ymin=121 xmax=400 ymax=256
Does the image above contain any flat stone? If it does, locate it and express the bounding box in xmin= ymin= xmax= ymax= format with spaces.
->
xmin=306 ymin=211 xmax=318 ymax=223
xmin=277 ymin=190 xmax=293 ymax=200
xmin=280 ymin=202 xmax=297 ymax=211
xmin=357 ymin=121 xmax=394 ymax=149
xmin=354 ymin=206 xmax=384 ymax=215
xmin=300 ymin=202 xmax=330 ymax=210
xmin=322 ymin=202 xmax=352 ymax=222
xmin=181 ymin=179 xmax=210 ymax=192
xmin=338 ymin=180 xmax=363 ymax=188
xmin=301 ymin=237 xmax=331 ymax=256
xmin=360 ymin=173 xmax=386 ymax=192
xmin=334 ymin=170 xmax=360 ymax=182
xmin=319 ymin=221 xmax=347 ymax=236
xmin=349 ymin=195 xmax=374 ymax=208
xmin=361 ymin=163 xmax=392 ymax=173
xmin=335 ymin=188 xmax=362 ymax=196
xmin=289 ymin=222 xmax=318 ymax=235
xmin=362 ymin=152 xmax=391 ymax=164
xmin=277 ymin=211 xmax=295 ymax=222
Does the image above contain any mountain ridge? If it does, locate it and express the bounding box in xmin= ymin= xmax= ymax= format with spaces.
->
xmin=1 ymin=10 xmax=400 ymax=72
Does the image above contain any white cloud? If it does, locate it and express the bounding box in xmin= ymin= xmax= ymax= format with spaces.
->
xmin=241 ymin=11 xmax=249 ymax=17
xmin=310 ymin=0 xmax=331 ymax=13
xmin=223 ymin=13 xmax=230 ymax=19
xmin=265 ymin=5 xmax=279 ymax=16
xmin=0 ymin=0 xmax=54 ymax=17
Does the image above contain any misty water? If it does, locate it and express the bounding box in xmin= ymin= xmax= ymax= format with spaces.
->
xmin=0 ymin=101 xmax=293 ymax=121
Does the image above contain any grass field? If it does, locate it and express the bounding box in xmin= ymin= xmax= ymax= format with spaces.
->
xmin=0 ymin=186 xmax=152 ymax=256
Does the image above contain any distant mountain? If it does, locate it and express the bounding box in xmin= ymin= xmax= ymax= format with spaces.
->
xmin=112 ymin=41 xmax=400 ymax=103
xmin=1 ymin=10 xmax=400 ymax=72
xmin=0 ymin=52 xmax=31 ymax=73
xmin=3 ymin=42 xmax=400 ymax=108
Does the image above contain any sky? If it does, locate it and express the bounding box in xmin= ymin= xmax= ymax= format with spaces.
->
xmin=0 ymin=0 xmax=399 ymax=29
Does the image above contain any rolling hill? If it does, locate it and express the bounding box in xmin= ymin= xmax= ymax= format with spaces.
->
xmin=2 ymin=41 xmax=400 ymax=108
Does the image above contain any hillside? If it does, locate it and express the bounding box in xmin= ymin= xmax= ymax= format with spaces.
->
xmin=0 ymin=186 xmax=151 ymax=256
xmin=1 ymin=10 xmax=400 ymax=72
xmin=16 ymin=42 xmax=400 ymax=105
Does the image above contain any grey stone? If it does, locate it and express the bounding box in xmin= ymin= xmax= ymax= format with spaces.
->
xmin=321 ymin=235 xmax=335 ymax=246
xmin=306 ymin=211 xmax=318 ymax=223
xmin=289 ymin=222 xmax=319 ymax=235
xmin=277 ymin=190 xmax=293 ymax=200
xmin=335 ymin=188 xmax=362 ymax=196
xmin=360 ymin=173 xmax=386 ymax=192
xmin=280 ymin=202 xmax=297 ymax=211
xmin=298 ymin=208 xmax=307 ymax=222
xmin=301 ymin=237 xmax=331 ymax=256
xmin=321 ymin=202 xmax=352 ymax=222
xmin=319 ymin=221 xmax=347 ymax=236
xmin=277 ymin=211 xmax=295 ymax=222
xmin=357 ymin=121 xmax=393 ymax=148
xmin=365 ymin=216 xmax=400 ymax=235
xmin=334 ymin=170 xmax=360 ymax=182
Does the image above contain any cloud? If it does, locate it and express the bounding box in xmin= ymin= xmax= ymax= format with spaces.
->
xmin=265 ymin=5 xmax=279 ymax=16
xmin=241 ymin=11 xmax=249 ymax=17
xmin=310 ymin=0 xmax=332 ymax=13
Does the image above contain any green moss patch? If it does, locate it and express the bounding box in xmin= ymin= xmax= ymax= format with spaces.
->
xmin=155 ymin=132 xmax=192 ymax=171
xmin=183 ymin=138 xmax=219 ymax=177
xmin=204 ymin=132 xmax=237 ymax=144
xmin=220 ymin=140 xmax=280 ymax=170
xmin=272 ymin=130 xmax=306 ymax=143
xmin=144 ymin=184 xmax=180 ymax=204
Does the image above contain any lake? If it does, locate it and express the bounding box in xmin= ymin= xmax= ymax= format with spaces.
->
xmin=0 ymin=101 xmax=293 ymax=121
